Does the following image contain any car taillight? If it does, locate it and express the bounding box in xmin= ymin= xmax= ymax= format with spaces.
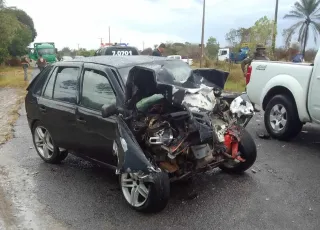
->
xmin=246 ymin=65 xmax=252 ymax=85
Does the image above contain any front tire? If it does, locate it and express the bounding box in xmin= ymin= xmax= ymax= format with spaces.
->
xmin=219 ymin=128 xmax=257 ymax=174
xmin=32 ymin=121 xmax=68 ymax=164
xmin=120 ymin=171 xmax=170 ymax=213
xmin=264 ymin=94 xmax=303 ymax=141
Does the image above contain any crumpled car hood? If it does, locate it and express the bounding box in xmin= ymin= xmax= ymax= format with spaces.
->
xmin=125 ymin=65 xmax=226 ymax=112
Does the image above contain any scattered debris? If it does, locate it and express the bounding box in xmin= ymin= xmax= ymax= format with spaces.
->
xmin=266 ymin=197 xmax=270 ymax=201
xmin=301 ymin=131 xmax=308 ymax=133
xmin=251 ymin=168 xmax=257 ymax=173
xmin=309 ymin=207 xmax=312 ymax=211
xmin=257 ymin=132 xmax=270 ymax=139
xmin=282 ymin=145 xmax=286 ymax=148
xmin=29 ymin=146 xmax=33 ymax=149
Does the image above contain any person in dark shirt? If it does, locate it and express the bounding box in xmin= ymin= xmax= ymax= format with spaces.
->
xmin=152 ymin=43 xmax=166 ymax=56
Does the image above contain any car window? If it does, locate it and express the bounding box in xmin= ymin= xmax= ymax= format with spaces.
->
xmin=43 ymin=67 xmax=58 ymax=99
xmin=53 ymin=67 xmax=79 ymax=104
xmin=33 ymin=65 xmax=53 ymax=96
xmin=81 ymin=69 xmax=116 ymax=111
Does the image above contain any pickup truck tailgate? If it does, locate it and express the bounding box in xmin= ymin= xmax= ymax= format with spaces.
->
xmin=247 ymin=61 xmax=313 ymax=107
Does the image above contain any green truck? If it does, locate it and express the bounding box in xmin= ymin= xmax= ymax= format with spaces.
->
xmin=28 ymin=42 xmax=58 ymax=64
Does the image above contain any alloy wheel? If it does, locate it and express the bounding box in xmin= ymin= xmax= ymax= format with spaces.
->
xmin=269 ymin=104 xmax=287 ymax=132
xmin=121 ymin=173 xmax=150 ymax=207
xmin=34 ymin=126 xmax=55 ymax=160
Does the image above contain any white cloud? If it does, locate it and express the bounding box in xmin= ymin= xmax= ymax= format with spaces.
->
xmin=5 ymin=0 xmax=312 ymax=50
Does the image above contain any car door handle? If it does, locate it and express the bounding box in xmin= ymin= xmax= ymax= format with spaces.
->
xmin=77 ymin=117 xmax=86 ymax=124
xmin=39 ymin=106 xmax=46 ymax=112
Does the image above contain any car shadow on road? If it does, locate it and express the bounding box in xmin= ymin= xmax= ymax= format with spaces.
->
xmin=32 ymin=154 xmax=258 ymax=226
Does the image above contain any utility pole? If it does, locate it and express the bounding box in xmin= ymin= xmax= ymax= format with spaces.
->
xmin=77 ymin=44 xmax=80 ymax=50
xmin=143 ymin=41 xmax=145 ymax=50
xmin=272 ymin=0 xmax=279 ymax=57
xmin=199 ymin=0 xmax=206 ymax=68
xmin=108 ymin=26 xmax=111 ymax=44
xmin=98 ymin=38 xmax=103 ymax=47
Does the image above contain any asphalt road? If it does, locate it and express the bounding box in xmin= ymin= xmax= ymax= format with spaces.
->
xmin=0 ymin=69 xmax=320 ymax=230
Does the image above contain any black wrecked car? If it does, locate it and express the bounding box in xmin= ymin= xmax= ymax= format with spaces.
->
xmin=25 ymin=56 xmax=256 ymax=213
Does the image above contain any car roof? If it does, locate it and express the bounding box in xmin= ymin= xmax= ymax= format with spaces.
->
xmin=63 ymin=56 xmax=172 ymax=68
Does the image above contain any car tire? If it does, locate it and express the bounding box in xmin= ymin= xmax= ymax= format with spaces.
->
xmin=120 ymin=171 xmax=170 ymax=213
xmin=219 ymin=128 xmax=257 ymax=174
xmin=32 ymin=121 xmax=68 ymax=164
xmin=264 ymin=94 xmax=303 ymax=141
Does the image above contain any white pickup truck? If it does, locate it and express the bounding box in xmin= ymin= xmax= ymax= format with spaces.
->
xmin=167 ymin=55 xmax=193 ymax=66
xmin=246 ymin=53 xmax=320 ymax=141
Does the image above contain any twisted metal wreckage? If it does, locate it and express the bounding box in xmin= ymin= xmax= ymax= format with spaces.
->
xmin=101 ymin=63 xmax=255 ymax=179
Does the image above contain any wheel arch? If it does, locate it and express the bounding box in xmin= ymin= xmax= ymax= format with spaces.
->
xmin=262 ymin=86 xmax=296 ymax=111
xmin=260 ymin=74 xmax=310 ymax=122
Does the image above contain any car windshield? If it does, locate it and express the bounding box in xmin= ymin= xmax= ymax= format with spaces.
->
xmin=38 ymin=48 xmax=55 ymax=55
xmin=118 ymin=60 xmax=192 ymax=83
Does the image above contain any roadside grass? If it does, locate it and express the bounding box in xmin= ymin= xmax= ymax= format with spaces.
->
xmin=192 ymin=59 xmax=245 ymax=92
xmin=0 ymin=66 xmax=31 ymax=88
xmin=0 ymin=66 xmax=30 ymax=144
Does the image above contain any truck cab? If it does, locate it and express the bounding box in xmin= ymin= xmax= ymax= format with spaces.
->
xmin=29 ymin=42 xmax=57 ymax=64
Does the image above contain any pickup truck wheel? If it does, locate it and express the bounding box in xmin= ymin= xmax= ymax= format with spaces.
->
xmin=120 ymin=171 xmax=170 ymax=213
xmin=264 ymin=95 xmax=303 ymax=141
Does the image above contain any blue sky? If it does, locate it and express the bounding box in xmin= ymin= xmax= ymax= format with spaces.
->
xmin=6 ymin=0 xmax=319 ymax=50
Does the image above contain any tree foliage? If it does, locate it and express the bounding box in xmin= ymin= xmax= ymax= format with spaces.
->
xmin=206 ymin=36 xmax=219 ymax=59
xmin=225 ymin=16 xmax=274 ymax=56
xmin=4 ymin=7 xmax=37 ymax=40
xmin=0 ymin=2 xmax=37 ymax=62
xmin=284 ymin=0 xmax=320 ymax=57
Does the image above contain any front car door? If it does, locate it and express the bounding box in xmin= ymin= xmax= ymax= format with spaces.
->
xmin=75 ymin=63 xmax=124 ymax=165
xmin=308 ymin=68 xmax=320 ymax=123
xmin=38 ymin=62 xmax=82 ymax=150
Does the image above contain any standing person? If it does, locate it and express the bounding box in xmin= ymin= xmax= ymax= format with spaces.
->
xmin=36 ymin=54 xmax=47 ymax=72
xmin=241 ymin=44 xmax=270 ymax=112
xmin=292 ymin=51 xmax=304 ymax=63
xmin=21 ymin=55 xmax=30 ymax=81
xmin=152 ymin=43 xmax=166 ymax=56
xmin=241 ymin=44 xmax=270 ymax=75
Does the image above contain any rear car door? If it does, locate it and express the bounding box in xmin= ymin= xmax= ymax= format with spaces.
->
xmin=38 ymin=63 xmax=82 ymax=150
xmin=75 ymin=63 xmax=124 ymax=165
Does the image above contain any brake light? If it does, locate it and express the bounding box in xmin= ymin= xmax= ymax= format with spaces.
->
xmin=246 ymin=65 xmax=252 ymax=85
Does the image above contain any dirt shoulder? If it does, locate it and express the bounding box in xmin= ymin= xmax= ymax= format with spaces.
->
xmin=0 ymin=66 xmax=30 ymax=145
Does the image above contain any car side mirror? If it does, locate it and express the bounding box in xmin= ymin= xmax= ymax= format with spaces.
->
xmin=101 ymin=103 xmax=118 ymax=118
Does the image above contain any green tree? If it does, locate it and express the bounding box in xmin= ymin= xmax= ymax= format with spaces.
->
xmin=0 ymin=10 xmax=20 ymax=62
xmin=7 ymin=24 xmax=32 ymax=56
xmin=206 ymin=36 xmax=219 ymax=59
xmin=284 ymin=0 xmax=320 ymax=57
xmin=78 ymin=48 xmax=91 ymax=57
xmin=4 ymin=7 xmax=37 ymax=41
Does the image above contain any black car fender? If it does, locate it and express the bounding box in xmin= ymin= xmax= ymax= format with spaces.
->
xmin=114 ymin=117 xmax=159 ymax=176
